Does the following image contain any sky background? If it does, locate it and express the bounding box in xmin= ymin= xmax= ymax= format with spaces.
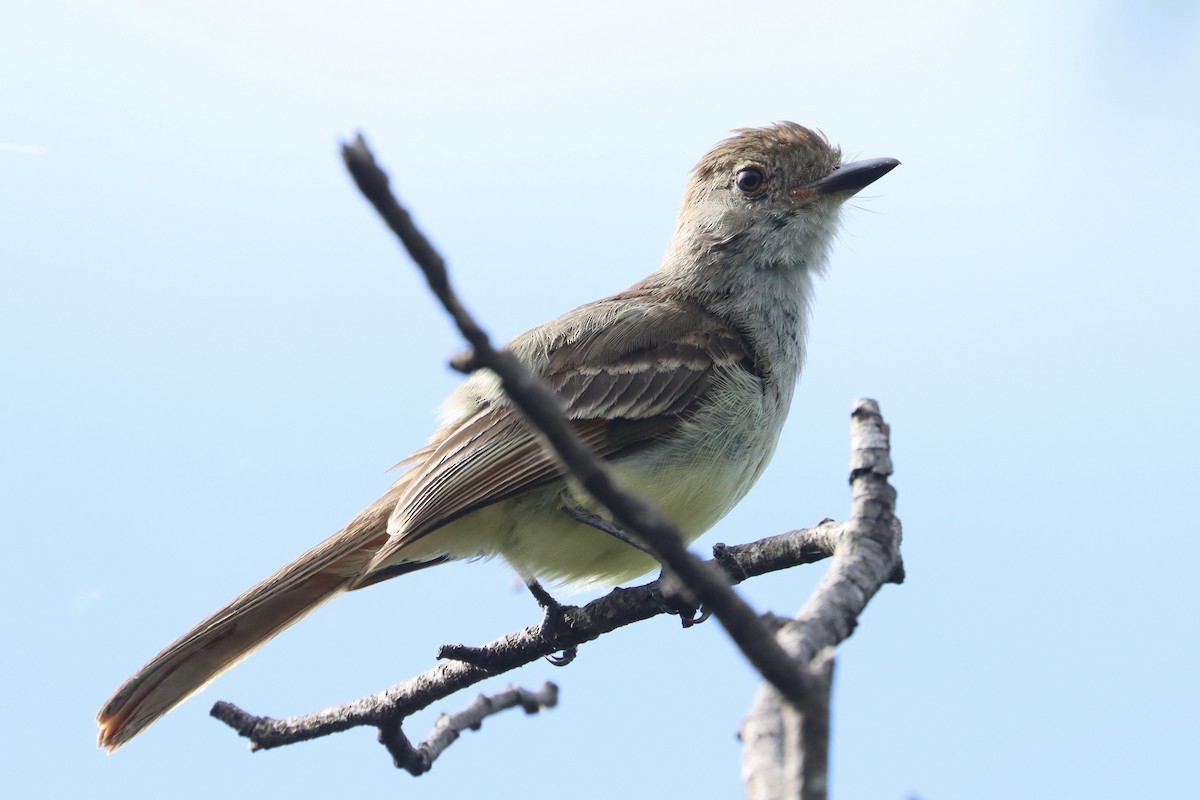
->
xmin=3 ymin=1 xmax=1198 ymax=797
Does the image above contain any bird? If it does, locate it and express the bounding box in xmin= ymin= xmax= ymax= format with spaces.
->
xmin=97 ymin=121 xmax=898 ymax=751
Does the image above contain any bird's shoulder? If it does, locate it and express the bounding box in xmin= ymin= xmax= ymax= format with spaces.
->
xmin=514 ymin=287 xmax=760 ymax=419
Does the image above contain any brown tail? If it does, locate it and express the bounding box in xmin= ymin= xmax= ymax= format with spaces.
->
xmin=97 ymin=494 xmax=402 ymax=752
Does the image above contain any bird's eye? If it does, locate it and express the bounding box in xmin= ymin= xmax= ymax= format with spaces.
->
xmin=735 ymin=167 xmax=766 ymax=194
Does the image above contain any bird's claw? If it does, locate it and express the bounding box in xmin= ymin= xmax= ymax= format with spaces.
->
xmin=650 ymin=572 xmax=708 ymax=627
xmin=545 ymin=646 xmax=578 ymax=666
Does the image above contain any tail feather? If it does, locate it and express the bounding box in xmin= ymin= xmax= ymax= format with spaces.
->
xmin=96 ymin=499 xmax=398 ymax=752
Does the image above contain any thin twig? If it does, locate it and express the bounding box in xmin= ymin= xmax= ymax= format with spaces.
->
xmin=380 ymin=683 xmax=559 ymax=775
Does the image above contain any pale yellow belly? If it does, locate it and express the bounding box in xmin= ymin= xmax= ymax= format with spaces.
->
xmin=400 ymin=432 xmax=775 ymax=590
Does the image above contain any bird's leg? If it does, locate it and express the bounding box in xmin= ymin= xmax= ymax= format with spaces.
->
xmin=562 ymin=506 xmax=708 ymax=627
xmin=523 ymin=577 xmax=578 ymax=666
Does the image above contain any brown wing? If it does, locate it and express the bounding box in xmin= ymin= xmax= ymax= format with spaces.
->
xmin=358 ymin=293 xmax=758 ymax=578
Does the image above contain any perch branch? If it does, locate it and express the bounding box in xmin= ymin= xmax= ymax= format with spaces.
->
xmin=210 ymin=522 xmax=840 ymax=750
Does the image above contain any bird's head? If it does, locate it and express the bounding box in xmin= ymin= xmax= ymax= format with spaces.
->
xmin=673 ymin=122 xmax=898 ymax=275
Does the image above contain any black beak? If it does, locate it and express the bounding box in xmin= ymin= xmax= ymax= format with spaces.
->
xmin=808 ymin=157 xmax=900 ymax=197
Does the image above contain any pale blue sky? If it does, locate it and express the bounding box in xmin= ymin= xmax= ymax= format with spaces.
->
xmin=3 ymin=1 xmax=1198 ymax=797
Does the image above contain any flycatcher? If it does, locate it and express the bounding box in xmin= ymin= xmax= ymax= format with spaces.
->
xmin=97 ymin=122 xmax=898 ymax=751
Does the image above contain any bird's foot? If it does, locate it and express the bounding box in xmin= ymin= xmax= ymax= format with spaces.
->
xmin=652 ymin=569 xmax=710 ymax=628
xmin=525 ymin=578 xmax=579 ymax=666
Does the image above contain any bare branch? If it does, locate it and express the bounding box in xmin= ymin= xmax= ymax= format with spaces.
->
xmin=379 ymin=683 xmax=559 ymax=775
xmin=741 ymin=682 xmax=786 ymax=799
xmin=340 ymin=134 xmax=817 ymax=710
xmin=209 ymin=523 xmax=839 ymax=751
xmin=740 ymin=398 xmax=904 ymax=800
xmin=790 ymin=648 xmax=835 ymax=800
xmin=780 ymin=399 xmax=904 ymax=665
